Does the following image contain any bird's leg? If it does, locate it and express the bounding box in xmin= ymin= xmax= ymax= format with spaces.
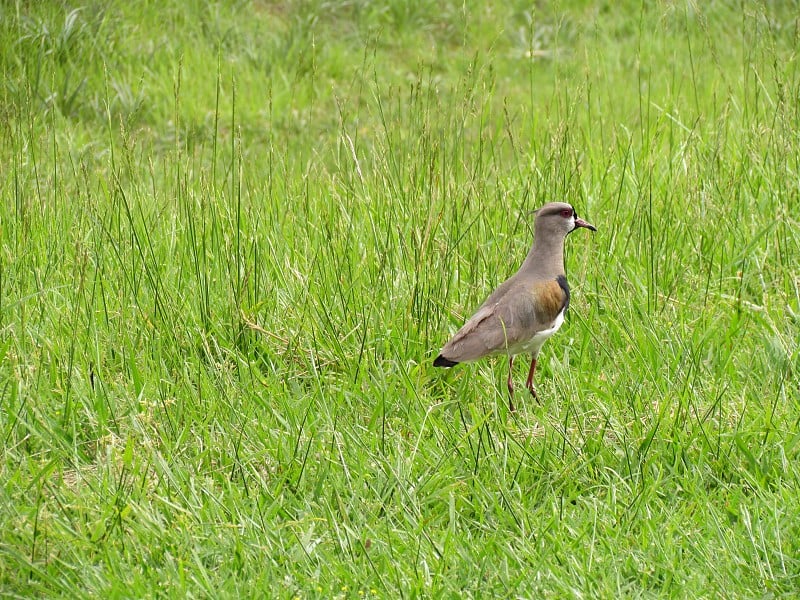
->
xmin=507 ymin=356 xmax=516 ymax=412
xmin=525 ymin=356 xmax=539 ymax=401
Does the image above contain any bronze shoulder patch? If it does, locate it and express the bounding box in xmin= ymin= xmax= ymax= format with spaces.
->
xmin=531 ymin=278 xmax=568 ymax=322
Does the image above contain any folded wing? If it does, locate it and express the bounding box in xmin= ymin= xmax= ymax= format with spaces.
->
xmin=435 ymin=278 xmax=568 ymax=364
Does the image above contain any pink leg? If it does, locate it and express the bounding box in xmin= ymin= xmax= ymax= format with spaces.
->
xmin=525 ymin=356 xmax=538 ymax=401
xmin=507 ymin=356 xmax=516 ymax=412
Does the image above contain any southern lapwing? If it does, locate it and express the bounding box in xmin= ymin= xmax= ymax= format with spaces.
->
xmin=433 ymin=202 xmax=596 ymax=411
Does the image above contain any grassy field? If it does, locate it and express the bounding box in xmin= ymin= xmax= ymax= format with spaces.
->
xmin=1 ymin=0 xmax=799 ymax=596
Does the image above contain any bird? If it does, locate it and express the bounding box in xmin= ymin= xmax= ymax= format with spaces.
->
xmin=433 ymin=202 xmax=596 ymax=411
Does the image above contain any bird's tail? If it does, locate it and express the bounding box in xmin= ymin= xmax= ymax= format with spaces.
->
xmin=433 ymin=355 xmax=459 ymax=368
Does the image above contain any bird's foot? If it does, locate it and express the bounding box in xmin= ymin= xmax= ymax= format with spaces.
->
xmin=527 ymin=384 xmax=539 ymax=403
xmin=507 ymin=369 xmax=516 ymax=412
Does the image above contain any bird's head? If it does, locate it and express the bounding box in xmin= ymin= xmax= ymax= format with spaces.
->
xmin=533 ymin=202 xmax=596 ymax=238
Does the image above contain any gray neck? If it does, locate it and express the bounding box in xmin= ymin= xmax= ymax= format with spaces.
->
xmin=520 ymin=231 xmax=566 ymax=276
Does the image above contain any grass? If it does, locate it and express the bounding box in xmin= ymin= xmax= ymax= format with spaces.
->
xmin=1 ymin=0 xmax=799 ymax=596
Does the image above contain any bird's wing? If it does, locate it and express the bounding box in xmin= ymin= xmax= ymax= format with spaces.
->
xmin=439 ymin=278 xmax=568 ymax=362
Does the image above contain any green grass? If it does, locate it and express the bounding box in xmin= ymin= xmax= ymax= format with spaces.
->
xmin=1 ymin=0 xmax=799 ymax=596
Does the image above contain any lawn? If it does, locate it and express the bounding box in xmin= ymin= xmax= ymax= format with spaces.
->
xmin=1 ymin=0 xmax=799 ymax=597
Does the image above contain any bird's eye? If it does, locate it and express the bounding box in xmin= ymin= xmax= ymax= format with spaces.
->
xmin=560 ymin=209 xmax=573 ymax=218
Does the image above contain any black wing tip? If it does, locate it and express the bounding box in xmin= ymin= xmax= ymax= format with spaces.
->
xmin=433 ymin=355 xmax=459 ymax=368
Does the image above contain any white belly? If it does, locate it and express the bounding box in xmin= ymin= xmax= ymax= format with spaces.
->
xmin=506 ymin=308 xmax=565 ymax=357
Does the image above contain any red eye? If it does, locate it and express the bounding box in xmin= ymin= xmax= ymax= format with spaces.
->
xmin=560 ymin=209 xmax=573 ymax=218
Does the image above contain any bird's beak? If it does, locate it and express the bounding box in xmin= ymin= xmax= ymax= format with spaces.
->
xmin=574 ymin=217 xmax=597 ymax=232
